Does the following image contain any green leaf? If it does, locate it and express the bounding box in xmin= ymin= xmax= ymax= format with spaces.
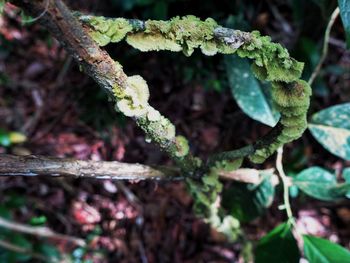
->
xmin=222 ymin=172 xmax=275 ymax=222
xmin=255 ymin=222 xmax=300 ymax=263
xmin=30 ymin=215 xmax=47 ymax=226
xmin=0 ymin=129 xmax=10 ymax=147
xmin=35 ymin=243 xmax=61 ymax=261
xmin=303 ymin=234 xmax=350 ymax=263
xmin=8 ymin=234 xmax=33 ymax=262
xmin=338 ymin=0 xmax=350 ymax=48
xmin=225 ymin=55 xmax=279 ymax=127
xmin=294 ymin=166 xmax=350 ymax=201
xmin=309 ymin=103 xmax=350 ymax=160
xmin=343 ymin=167 xmax=350 ymax=198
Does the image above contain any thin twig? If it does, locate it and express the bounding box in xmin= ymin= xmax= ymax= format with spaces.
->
xmin=0 ymin=216 xmax=85 ymax=246
xmin=0 ymin=239 xmax=51 ymax=262
xmin=276 ymin=147 xmax=294 ymax=224
xmin=308 ymin=7 xmax=340 ymax=86
xmin=21 ymin=0 xmax=50 ymax=24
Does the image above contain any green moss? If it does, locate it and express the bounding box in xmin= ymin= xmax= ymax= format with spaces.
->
xmin=280 ymin=114 xmax=307 ymax=127
xmin=275 ymin=104 xmax=310 ymax=117
xmin=237 ymin=31 xmax=304 ymax=83
xmin=271 ymin=80 xmax=312 ymax=107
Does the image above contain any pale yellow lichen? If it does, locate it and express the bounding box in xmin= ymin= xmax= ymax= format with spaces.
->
xmin=147 ymin=107 xmax=161 ymax=121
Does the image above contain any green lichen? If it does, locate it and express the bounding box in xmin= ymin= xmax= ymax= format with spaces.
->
xmin=126 ymin=16 xmax=219 ymax=56
xmin=174 ymin=135 xmax=190 ymax=157
xmin=114 ymin=75 xmax=150 ymax=117
xmin=81 ymin=16 xmax=133 ymax=46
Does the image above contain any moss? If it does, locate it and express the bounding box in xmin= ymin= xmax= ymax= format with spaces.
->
xmin=237 ymin=31 xmax=304 ymax=83
xmin=213 ymin=158 xmax=243 ymax=172
xmin=271 ymin=80 xmax=312 ymax=107
xmin=274 ymin=104 xmax=310 ymax=117
xmin=280 ymin=114 xmax=307 ymax=127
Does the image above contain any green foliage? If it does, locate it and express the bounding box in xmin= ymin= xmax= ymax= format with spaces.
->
xmin=0 ymin=129 xmax=27 ymax=147
xmin=225 ymin=55 xmax=279 ymax=127
xmin=222 ymin=171 xmax=275 ymax=222
xmin=0 ymin=0 xmax=5 ymax=14
xmin=294 ymin=166 xmax=350 ymax=201
xmin=255 ymin=222 xmax=300 ymax=263
xmin=308 ymin=103 xmax=350 ymax=160
xmin=338 ymin=0 xmax=350 ymax=48
xmin=303 ymin=234 xmax=350 ymax=263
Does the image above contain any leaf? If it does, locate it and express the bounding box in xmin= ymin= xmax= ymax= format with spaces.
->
xmin=0 ymin=129 xmax=10 ymax=147
xmin=9 ymin=132 xmax=27 ymax=144
xmin=255 ymin=222 xmax=300 ymax=263
xmin=225 ymin=55 xmax=279 ymax=127
xmin=343 ymin=167 xmax=350 ymax=198
xmin=309 ymin=103 xmax=350 ymax=160
xmin=294 ymin=166 xmax=350 ymax=201
xmin=303 ymin=234 xmax=350 ymax=263
xmin=222 ymin=171 xmax=275 ymax=222
xmin=338 ymin=0 xmax=350 ymax=48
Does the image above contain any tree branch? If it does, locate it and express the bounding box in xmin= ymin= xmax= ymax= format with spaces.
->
xmin=0 ymin=154 xmax=265 ymax=184
xmin=10 ymin=0 xmax=200 ymax=175
xmin=0 ymin=154 xmax=178 ymax=180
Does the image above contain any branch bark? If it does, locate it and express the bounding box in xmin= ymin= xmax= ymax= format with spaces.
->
xmin=0 ymin=154 xmax=264 ymax=184
xmin=0 ymin=154 xmax=178 ymax=180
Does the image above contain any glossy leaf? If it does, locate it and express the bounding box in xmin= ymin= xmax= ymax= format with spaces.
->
xmin=294 ymin=166 xmax=350 ymax=201
xmin=222 ymin=171 xmax=275 ymax=222
xmin=303 ymin=234 xmax=350 ymax=263
xmin=309 ymin=103 xmax=350 ymax=160
xmin=338 ymin=0 xmax=350 ymax=48
xmin=255 ymin=222 xmax=300 ymax=263
xmin=225 ymin=55 xmax=279 ymax=127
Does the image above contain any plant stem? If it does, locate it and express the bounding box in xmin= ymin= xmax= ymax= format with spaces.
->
xmin=276 ymin=147 xmax=294 ymax=224
xmin=308 ymin=7 xmax=340 ymax=86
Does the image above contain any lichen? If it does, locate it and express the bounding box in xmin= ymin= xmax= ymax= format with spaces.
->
xmin=80 ymin=16 xmax=133 ymax=46
xmin=175 ymin=135 xmax=190 ymax=157
xmin=114 ymin=75 xmax=150 ymax=117
xmin=126 ymin=16 xmax=219 ymax=56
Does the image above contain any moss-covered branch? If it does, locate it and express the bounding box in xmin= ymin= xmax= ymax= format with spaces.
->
xmin=9 ymin=1 xmax=311 ymax=234
xmin=79 ymin=14 xmax=311 ymax=167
